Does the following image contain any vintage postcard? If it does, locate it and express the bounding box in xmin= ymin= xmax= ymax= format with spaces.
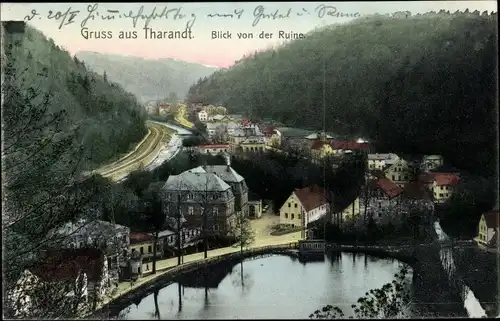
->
xmin=1 ymin=1 xmax=498 ymax=320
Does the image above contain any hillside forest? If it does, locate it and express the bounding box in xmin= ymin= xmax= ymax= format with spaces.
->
xmin=2 ymin=21 xmax=146 ymax=288
xmin=187 ymin=11 xmax=498 ymax=178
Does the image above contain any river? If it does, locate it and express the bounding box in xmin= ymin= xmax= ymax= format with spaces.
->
xmin=118 ymin=253 xmax=415 ymax=320
xmin=433 ymin=221 xmax=487 ymax=318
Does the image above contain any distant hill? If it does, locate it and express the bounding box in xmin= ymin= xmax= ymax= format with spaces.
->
xmin=187 ymin=11 xmax=498 ymax=177
xmin=75 ymin=51 xmax=218 ymax=102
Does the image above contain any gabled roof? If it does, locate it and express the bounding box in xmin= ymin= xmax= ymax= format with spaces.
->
xmin=418 ymin=172 xmax=436 ymax=184
xmin=482 ymin=211 xmax=499 ymax=228
xmin=130 ymin=232 xmax=153 ymax=244
xmin=30 ymin=248 xmax=104 ymax=282
xmin=163 ymin=171 xmax=231 ymax=192
xmin=369 ymin=178 xmax=403 ymax=198
xmin=433 ymin=173 xmax=460 ymax=186
xmin=203 ymin=165 xmax=245 ymax=183
xmin=384 ymin=158 xmax=409 ymax=173
xmin=368 ymin=153 xmax=399 ymax=161
xmin=293 ymin=185 xmax=329 ymax=212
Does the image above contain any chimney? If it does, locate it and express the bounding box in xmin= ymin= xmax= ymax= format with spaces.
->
xmin=225 ymin=154 xmax=231 ymax=171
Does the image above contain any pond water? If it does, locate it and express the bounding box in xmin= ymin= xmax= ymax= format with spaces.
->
xmin=118 ymin=253 xmax=415 ymax=320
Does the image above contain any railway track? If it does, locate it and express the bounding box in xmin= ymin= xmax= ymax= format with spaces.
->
xmin=97 ymin=122 xmax=173 ymax=180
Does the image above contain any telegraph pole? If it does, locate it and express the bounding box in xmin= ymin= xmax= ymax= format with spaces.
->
xmin=176 ymin=193 xmax=182 ymax=266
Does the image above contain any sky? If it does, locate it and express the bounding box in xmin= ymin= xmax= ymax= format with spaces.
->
xmin=1 ymin=1 xmax=497 ymax=68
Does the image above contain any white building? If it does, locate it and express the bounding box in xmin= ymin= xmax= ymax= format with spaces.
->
xmin=367 ymin=153 xmax=400 ymax=171
xmin=197 ymin=144 xmax=230 ymax=155
xmin=198 ymin=110 xmax=208 ymax=122
xmin=421 ymin=155 xmax=444 ymax=172
xmin=279 ymin=185 xmax=329 ymax=228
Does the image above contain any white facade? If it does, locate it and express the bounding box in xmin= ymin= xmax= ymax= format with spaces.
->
xmin=305 ymin=204 xmax=329 ymax=226
xmin=198 ymin=110 xmax=208 ymax=122
xmin=198 ymin=145 xmax=230 ymax=155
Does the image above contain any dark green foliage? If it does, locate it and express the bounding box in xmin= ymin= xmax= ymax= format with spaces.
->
xmin=438 ymin=174 xmax=497 ymax=238
xmin=310 ymin=265 xmax=411 ymax=319
xmin=187 ymin=13 xmax=498 ymax=177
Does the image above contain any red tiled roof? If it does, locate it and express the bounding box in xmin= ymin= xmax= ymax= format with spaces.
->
xmin=311 ymin=140 xmax=329 ymax=150
xmin=294 ymin=185 xmax=329 ymax=212
xmin=130 ymin=232 xmax=153 ymax=244
xmin=483 ymin=211 xmax=500 ymax=228
xmin=330 ymin=140 xmax=370 ymax=151
xmin=31 ymin=248 xmax=104 ymax=282
xmin=199 ymin=144 xmax=230 ymax=149
xmin=242 ymin=120 xmax=250 ymax=125
xmin=371 ymin=178 xmax=403 ymax=198
xmin=433 ymin=173 xmax=460 ymax=186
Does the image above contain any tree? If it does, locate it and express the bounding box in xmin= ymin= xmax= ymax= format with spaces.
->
xmin=232 ymin=210 xmax=256 ymax=285
xmin=140 ymin=181 xmax=166 ymax=274
xmin=309 ymin=265 xmax=411 ymax=319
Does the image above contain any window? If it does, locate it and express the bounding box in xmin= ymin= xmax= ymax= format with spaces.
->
xmin=213 ymin=224 xmax=219 ymax=231
xmin=288 ymin=203 xmax=291 ymax=207
xmin=148 ymin=245 xmax=152 ymax=253
xmin=213 ymin=207 xmax=219 ymax=216
xmin=187 ymin=193 xmax=194 ymax=199
xmin=439 ymin=193 xmax=443 ymax=197
xmin=294 ymin=203 xmax=298 ymax=208
xmin=188 ymin=206 xmax=194 ymax=215
xmin=392 ymin=175 xmax=395 ymax=181
xmin=285 ymin=213 xmax=288 ymax=219
xmin=291 ymin=214 xmax=295 ymax=219
xmin=140 ymin=247 xmax=144 ymax=254
xmin=298 ymin=214 xmax=301 ymax=219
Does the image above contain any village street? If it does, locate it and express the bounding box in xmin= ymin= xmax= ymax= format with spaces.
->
xmin=99 ymin=214 xmax=300 ymax=311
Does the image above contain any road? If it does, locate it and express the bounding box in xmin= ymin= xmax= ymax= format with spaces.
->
xmin=94 ymin=121 xmax=186 ymax=182
xmin=174 ymin=104 xmax=194 ymax=128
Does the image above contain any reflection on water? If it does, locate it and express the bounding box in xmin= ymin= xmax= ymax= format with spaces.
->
xmin=121 ymin=253 xmax=410 ymax=320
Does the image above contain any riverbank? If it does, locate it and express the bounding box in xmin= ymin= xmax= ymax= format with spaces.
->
xmin=91 ymin=243 xmax=298 ymax=318
xmin=452 ymin=246 xmax=499 ymax=317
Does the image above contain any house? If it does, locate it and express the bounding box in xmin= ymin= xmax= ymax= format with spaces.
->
xmin=279 ymin=185 xmax=329 ymax=229
xmin=310 ymin=140 xmax=334 ymax=161
xmin=363 ymin=178 xmax=403 ymax=221
xmin=248 ymin=191 xmax=263 ymax=219
xmin=12 ymin=248 xmax=110 ymax=314
xmin=197 ymin=144 xmax=230 ymax=155
xmin=129 ymin=232 xmax=161 ymax=261
xmin=383 ymin=158 xmax=412 ymax=188
xmin=161 ymin=169 xmax=236 ymax=236
xmin=367 ymin=153 xmax=400 ymax=171
xmin=475 ymin=211 xmax=499 ymax=247
xmin=190 ymin=158 xmax=249 ymax=216
xmin=432 ymin=173 xmax=460 ymax=203
xmin=262 ymin=126 xmax=282 ymax=148
xmin=206 ymin=122 xmax=225 ymax=139
xmin=198 ymin=110 xmax=208 ymax=122
xmin=240 ymin=136 xmax=266 ymax=153
xmin=47 ymin=219 xmax=130 ymax=283
xmin=158 ymin=228 xmax=203 ymax=256
xmin=158 ymin=104 xmax=170 ymax=116
xmin=421 ymin=155 xmax=444 ymax=172
xmin=330 ymin=140 xmax=370 ymax=154
xmin=212 ymin=114 xmax=232 ymax=123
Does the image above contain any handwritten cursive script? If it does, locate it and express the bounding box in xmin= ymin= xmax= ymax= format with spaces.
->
xmin=252 ymin=5 xmax=292 ymax=27
xmin=315 ymin=4 xmax=360 ymax=19
xmin=24 ymin=3 xmax=197 ymax=30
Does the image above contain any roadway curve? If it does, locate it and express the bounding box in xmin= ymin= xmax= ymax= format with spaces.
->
xmin=94 ymin=121 xmax=187 ymax=182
